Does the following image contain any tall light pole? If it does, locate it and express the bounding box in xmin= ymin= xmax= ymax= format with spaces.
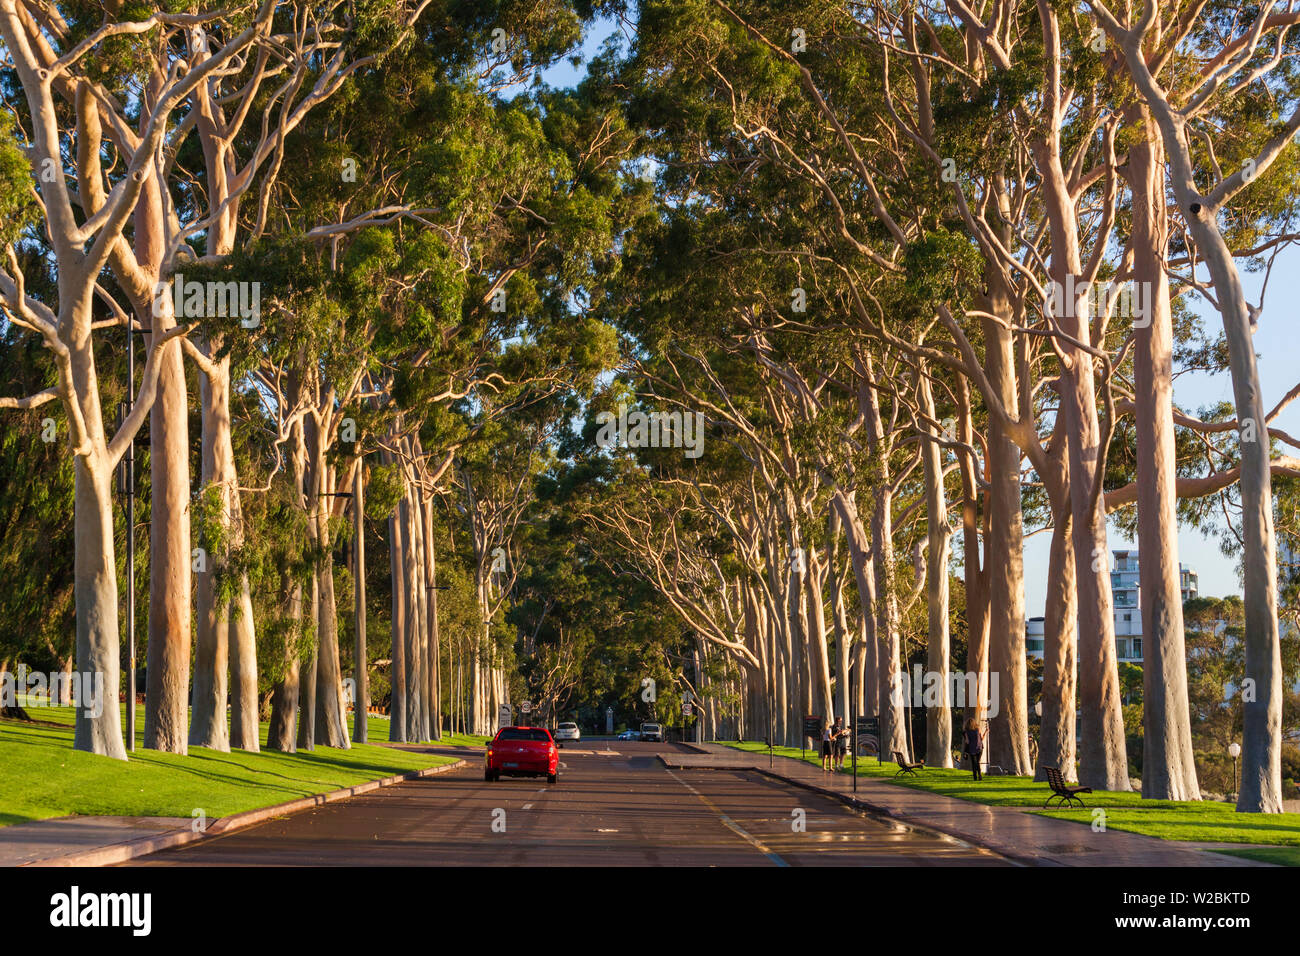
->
xmin=118 ymin=321 xmax=140 ymax=752
xmin=850 ymin=660 xmax=857 ymax=793
xmin=1229 ymin=741 xmax=1242 ymax=799
xmin=351 ymin=464 xmax=367 ymax=744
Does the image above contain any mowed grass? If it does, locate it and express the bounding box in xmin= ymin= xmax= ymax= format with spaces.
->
xmin=720 ymin=740 xmax=1300 ymax=861
xmin=0 ymin=700 xmax=478 ymax=828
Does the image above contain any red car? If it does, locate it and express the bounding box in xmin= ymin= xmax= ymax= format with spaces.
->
xmin=485 ymin=726 xmax=559 ymax=784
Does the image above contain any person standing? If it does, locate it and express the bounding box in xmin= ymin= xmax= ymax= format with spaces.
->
xmin=963 ymin=717 xmax=985 ymax=781
xmin=820 ymin=719 xmax=834 ymax=771
xmin=832 ymin=716 xmax=848 ymax=770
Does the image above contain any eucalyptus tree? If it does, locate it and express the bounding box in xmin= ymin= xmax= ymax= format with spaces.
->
xmin=1088 ymin=0 xmax=1300 ymax=810
xmin=0 ymin=2 xmax=266 ymax=756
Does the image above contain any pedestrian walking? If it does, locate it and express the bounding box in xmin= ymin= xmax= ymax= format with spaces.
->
xmin=963 ymin=717 xmax=985 ymax=781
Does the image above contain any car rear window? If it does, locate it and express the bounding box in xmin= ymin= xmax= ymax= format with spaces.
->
xmin=643 ymin=724 xmax=661 ymax=731
xmin=496 ymin=728 xmax=551 ymax=742
xmin=559 ymin=723 xmax=577 ymax=729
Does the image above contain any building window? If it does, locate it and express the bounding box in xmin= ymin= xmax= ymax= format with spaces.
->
xmin=1132 ymin=639 xmax=1142 ymax=659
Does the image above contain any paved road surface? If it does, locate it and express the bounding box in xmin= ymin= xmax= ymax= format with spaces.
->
xmin=125 ymin=741 xmax=1009 ymax=866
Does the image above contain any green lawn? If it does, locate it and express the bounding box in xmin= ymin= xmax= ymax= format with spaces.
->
xmin=720 ymin=740 xmax=1300 ymax=862
xmin=0 ymin=702 xmax=478 ymax=828
xmin=350 ymin=711 xmax=488 ymax=748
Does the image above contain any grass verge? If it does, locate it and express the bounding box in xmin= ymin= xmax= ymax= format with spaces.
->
xmin=0 ymin=702 xmax=470 ymax=828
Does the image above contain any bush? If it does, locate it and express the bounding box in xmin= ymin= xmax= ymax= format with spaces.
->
xmin=1281 ymin=743 xmax=1300 ymax=783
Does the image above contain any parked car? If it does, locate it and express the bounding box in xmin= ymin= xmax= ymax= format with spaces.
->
xmin=640 ymin=722 xmax=664 ymax=743
xmin=485 ymin=726 xmax=558 ymax=783
xmin=554 ymin=721 xmax=580 ymax=744
xmin=617 ymin=729 xmax=641 ymax=741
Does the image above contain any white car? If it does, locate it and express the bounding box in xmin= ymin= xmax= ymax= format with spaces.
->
xmin=640 ymin=722 xmax=664 ymax=743
xmin=553 ymin=722 xmax=581 ymax=743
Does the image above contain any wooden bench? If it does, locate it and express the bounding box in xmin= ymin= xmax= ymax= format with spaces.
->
xmin=1043 ymin=765 xmax=1091 ymax=808
xmin=893 ymin=750 xmax=924 ymax=777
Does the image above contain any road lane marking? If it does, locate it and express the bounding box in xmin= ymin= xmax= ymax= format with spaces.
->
xmin=666 ymin=770 xmax=789 ymax=867
xmin=522 ymin=803 xmax=533 ymax=810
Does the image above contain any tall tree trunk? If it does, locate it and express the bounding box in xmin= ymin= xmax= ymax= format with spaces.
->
xmin=73 ymin=448 xmax=128 ymax=760
xmin=1128 ymin=120 xmax=1199 ymax=801
xmin=386 ymin=446 xmax=408 ymax=741
xmin=190 ymin=352 xmax=231 ymax=751
xmin=424 ymin=491 xmax=441 ymax=740
xmin=228 ymin=578 xmax=258 ymax=750
xmin=297 ymin=577 xmax=318 ymax=751
xmin=267 ymin=415 xmax=306 ymax=752
xmin=1107 ymin=0 xmax=1283 ymax=814
xmin=804 ymin=548 xmax=836 ymax=722
xmin=919 ymin=372 xmax=954 ymax=767
xmin=139 ymin=126 xmax=190 ymax=754
xmin=402 ymin=488 xmax=426 ymax=740
xmin=957 ymin=382 xmax=989 ymax=727
xmin=871 ymin=483 xmax=907 ymax=761
xmin=1035 ymin=137 xmax=1130 ymax=791
xmin=266 ymin=567 xmax=302 ymax=753
xmin=1037 ymin=459 xmax=1078 ymax=782
xmin=982 ymin=296 xmax=1031 ymax=774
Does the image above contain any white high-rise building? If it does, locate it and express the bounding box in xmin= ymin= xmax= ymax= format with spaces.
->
xmin=1110 ymin=549 xmax=1199 ymax=664
xmin=1026 ymin=549 xmax=1199 ymax=664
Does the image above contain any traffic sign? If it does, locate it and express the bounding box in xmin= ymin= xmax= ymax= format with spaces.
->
xmin=520 ymin=700 xmax=532 ymax=714
xmin=682 ymin=701 xmax=693 ymax=717
xmin=497 ymin=704 xmax=511 ymax=729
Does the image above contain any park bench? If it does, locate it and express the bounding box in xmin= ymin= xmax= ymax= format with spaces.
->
xmin=1043 ymin=765 xmax=1091 ymax=808
xmin=893 ymin=751 xmax=924 ymax=777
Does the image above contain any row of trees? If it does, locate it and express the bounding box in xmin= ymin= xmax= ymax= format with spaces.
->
xmin=565 ymin=0 xmax=1300 ymax=812
xmin=0 ymin=0 xmax=643 ymax=753
xmin=2 ymin=0 xmax=1299 ymax=815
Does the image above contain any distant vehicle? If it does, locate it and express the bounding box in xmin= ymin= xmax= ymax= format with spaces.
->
xmin=554 ymin=721 xmax=580 ymax=743
xmin=485 ymin=726 xmax=558 ymax=784
xmin=640 ymin=722 xmax=664 ymax=743
xmin=617 ymin=729 xmax=641 ymax=740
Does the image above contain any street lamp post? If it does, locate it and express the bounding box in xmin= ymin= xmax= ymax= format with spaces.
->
xmin=1228 ymin=742 xmax=1241 ymax=799
xmin=118 ymin=321 xmax=144 ymax=752
xmin=850 ymin=661 xmax=857 ymax=794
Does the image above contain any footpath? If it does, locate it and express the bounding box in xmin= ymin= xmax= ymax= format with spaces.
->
xmin=663 ymin=743 xmax=1273 ymax=867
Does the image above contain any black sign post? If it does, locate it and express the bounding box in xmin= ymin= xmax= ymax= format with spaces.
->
xmin=802 ymin=715 xmax=821 ymax=765
xmin=857 ymin=716 xmax=882 ymax=765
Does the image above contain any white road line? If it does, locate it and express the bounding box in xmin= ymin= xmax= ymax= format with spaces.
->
xmin=522 ymin=803 xmax=533 ymax=810
xmin=666 ymin=770 xmax=789 ymax=867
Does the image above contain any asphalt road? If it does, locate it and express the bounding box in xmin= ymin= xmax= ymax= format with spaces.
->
xmin=124 ymin=741 xmax=1009 ymax=866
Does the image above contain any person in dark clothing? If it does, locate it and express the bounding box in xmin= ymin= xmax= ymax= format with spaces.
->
xmin=963 ymin=717 xmax=985 ymax=780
